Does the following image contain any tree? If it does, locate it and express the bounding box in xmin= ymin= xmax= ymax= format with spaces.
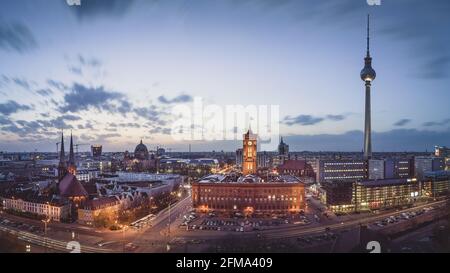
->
xmin=93 ymin=210 xmax=115 ymax=228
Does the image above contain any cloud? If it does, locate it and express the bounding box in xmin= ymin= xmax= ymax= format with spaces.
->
xmin=47 ymin=79 xmax=69 ymax=91
xmin=0 ymin=115 xmax=13 ymax=125
xmin=134 ymin=105 xmax=167 ymax=125
xmin=69 ymin=0 xmax=136 ymax=20
xmin=12 ymin=78 xmax=31 ymax=90
xmin=149 ymin=127 xmax=171 ymax=135
xmin=0 ymin=75 xmax=36 ymax=91
xmin=78 ymin=121 xmax=94 ymax=130
xmin=58 ymin=83 xmax=126 ymax=113
xmin=394 ymin=119 xmax=411 ymax=127
xmin=0 ymin=100 xmax=32 ymax=116
xmin=283 ymin=114 xmax=347 ymax=126
xmin=69 ymin=66 xmax=83 ymax=76
xmin=61 ymin=114 xmax=81 ymax=121
xmin=283 ymin=115 xmax=324 ymax=126
xmin=36 ymin=88 xmax=54 ymax=97
xmin=326 ymin=114 xmax=346 ymax=121
xmin=78 ymin=55 xmax=102 ymax=67
xmin=117 ymin=122 xmax=140 ymax=128
xmin=0 ymin=21 xmax=37 ymax=53
xmin=423 ymin=118 xmax=450 ymax=127
xmin=158 ymin=94 xmax=193 ymax=104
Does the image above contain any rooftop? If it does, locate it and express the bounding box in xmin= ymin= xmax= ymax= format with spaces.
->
xmin=197 ymin=173 xmax=302 ymax=184
xmin=358 ymin=178 xmax=415 ymax=187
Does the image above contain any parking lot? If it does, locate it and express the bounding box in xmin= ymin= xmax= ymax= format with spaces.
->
xmin=179 ymin=210 xmax=313 ymax=232
xmin=370 ymin=206 xmax=435 ymax=229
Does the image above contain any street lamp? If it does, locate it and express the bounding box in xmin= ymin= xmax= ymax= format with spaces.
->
xmin=120 ymin=224 xmax=128 ymax=253
xmin=167 ymin=201 xmax=171 ymax=252
xmin=41 ymin=218 xmax=50 ymax=253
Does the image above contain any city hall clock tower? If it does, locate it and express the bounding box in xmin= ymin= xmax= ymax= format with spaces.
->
xmin=242 ymin=128 xmax=257 ymax=175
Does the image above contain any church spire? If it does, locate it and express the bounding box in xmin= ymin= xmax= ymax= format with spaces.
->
xmin=67 ymin=130 xmax=77 ymax=175
xmin=69 ymin=130 xmax=75 ymax=164
xmin=58 ymin=131 xmax=67 ymax=181
xmin=59 ymin=131 xmax=65 ymax=163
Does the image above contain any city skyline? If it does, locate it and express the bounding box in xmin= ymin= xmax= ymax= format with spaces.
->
xmin=1 ymin=0 xmax=450 ymax=152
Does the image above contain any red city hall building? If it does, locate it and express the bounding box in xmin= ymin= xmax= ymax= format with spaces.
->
xmin=192 ymin=174 xmax=305 ymax=215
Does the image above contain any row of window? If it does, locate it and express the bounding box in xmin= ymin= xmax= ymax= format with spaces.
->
xmin=199 ymin=196 xmax=298 ymax=202
xmin=202 ymin=204 xmax=300 ymax=210
xmin=199 ymin=188 xmax=300 ymax=194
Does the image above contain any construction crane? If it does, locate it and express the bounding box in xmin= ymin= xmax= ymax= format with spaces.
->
xmin=74 ymin=143 xmax=89 ymax=154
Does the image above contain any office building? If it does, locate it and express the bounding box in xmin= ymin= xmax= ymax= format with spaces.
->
xmin=317 ymin=159 xmax=368 ymax=183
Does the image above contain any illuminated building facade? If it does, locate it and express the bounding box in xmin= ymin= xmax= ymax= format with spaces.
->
xmin=317 ymin=159 xmax=368 ymax=183
xmin=78 ymin=196 xmax=121 ymax=226
xmin=422 ymin=170 xmax=450 ymax=198
xmin=242 ymin=129 xmax=257 ymax=175
xmin=435 ymin=146 xmax=450 ymax=157
xmin=192 ymin=174 xmax=305 ymax=215
xmin=323 ymin=178 xmax=421 ymax=213
xmin=354 ymin=178 xmax=420 ymax=212
xmin=1 ymin=196 xmax=70 ymax=222
xmin=321 ymin=181 xmax=355 ymax=213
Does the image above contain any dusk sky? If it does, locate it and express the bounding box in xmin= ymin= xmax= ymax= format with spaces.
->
xmin=0 ymin=0 xmax=449 ymax=152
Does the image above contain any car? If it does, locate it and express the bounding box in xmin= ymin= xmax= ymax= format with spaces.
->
xmin=125 ymin=243 xmax=138 ymax=251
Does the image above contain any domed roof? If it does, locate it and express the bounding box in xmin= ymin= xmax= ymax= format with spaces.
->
xmin=134 ymin=140 xmax=149 ymax=160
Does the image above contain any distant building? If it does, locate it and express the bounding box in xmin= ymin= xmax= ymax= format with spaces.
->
xmin=75 ymin=168 xmax=99 ymax=182
xmin=91 ymin=145 xmax=102 ymax=158
xmin=368 ymin=159 xmax=384 ymax=180
xmin=156 ymin=147 xmax=166 ymax=156
xmin=277 ymin=160 xmax=315 ymax=179
xmin=317 ymin=159 xmax=368 ymax=183
xmin=414 ymin=156 xmax=445 ymax=179
xmin=278 ymin=137 xmax=289 ymax=156
xmin=79 ymin=160 xmax=112 ymax=173
xmin=257 ymin=151 xmax=271 ymax=168
xmin=435 ymin=146 xmax=450 ymax=157
xmin=134 ymin=139 xmax=149 ymax=160
xmin=384 ymin=158 xmax=414 ymax=179
xmin=235 ymin=149 xmax=243 ymax=168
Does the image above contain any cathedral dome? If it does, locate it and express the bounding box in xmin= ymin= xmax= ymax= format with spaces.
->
xmin=134 ymin=140 xmax=149 ymax=160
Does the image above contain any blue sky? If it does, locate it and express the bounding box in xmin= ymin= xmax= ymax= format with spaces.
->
xmin=0 ymin=0 xmax=449 ymax=152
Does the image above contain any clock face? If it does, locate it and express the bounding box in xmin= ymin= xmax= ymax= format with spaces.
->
xmin=248 ymin=141 xmax=252 ymax=145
